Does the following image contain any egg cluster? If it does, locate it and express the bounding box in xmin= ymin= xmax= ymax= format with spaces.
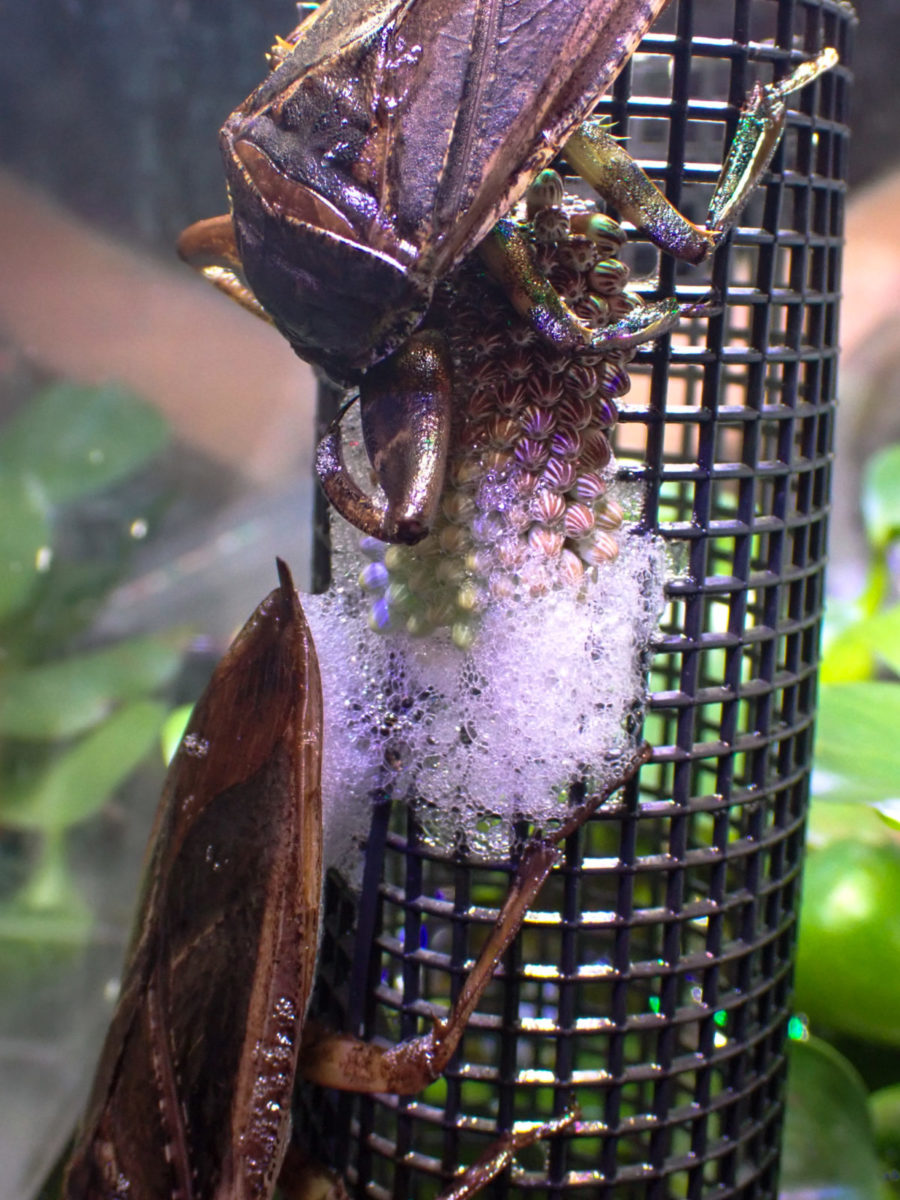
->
xmin=310 ymin=174 xmax=668 ymax=863
xmin=358 ymin=172 xmax=642 ymax=646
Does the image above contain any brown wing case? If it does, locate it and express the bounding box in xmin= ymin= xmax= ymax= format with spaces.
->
xmin=228 ymin=0 xmax=670 ymax=274
xmin=64 ymin=562 xmax=323 ymax=1200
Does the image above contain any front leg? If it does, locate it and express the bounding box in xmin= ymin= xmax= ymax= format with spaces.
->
xmin=177 ymin=214 xmax=274 ymax=323
xmin=564 ymin=48 xmax=839 ymax=263
xmin=316 ymin=331 xmax=453 ymax=545
xmin=481 ymin=49 xmax=837 ymax=357
xmin=480 ymin=216 xmax=710 ymax=353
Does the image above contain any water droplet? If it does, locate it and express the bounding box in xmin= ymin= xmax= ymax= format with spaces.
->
xmin=183 ymin=733 xmax=209 ymax=758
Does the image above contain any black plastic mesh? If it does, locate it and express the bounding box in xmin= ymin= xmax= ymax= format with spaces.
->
xmin=299 ymin=1 xmax=855 ymax=1196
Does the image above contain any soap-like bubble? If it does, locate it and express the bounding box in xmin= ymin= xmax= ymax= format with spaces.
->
xmin=305 ymin=508 xmax=665 ymax=873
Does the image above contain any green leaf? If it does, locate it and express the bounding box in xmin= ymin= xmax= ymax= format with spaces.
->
xmin=0 ymin=838 xmax=94 ymax=979
xmin=823 ymin=606 xmax=900 ymax=682
xmin=862 ymin=446 xmax=900 ymax=551
xmin=870 ymin=1083 xmax=900 ymax=1175
xmin=821 ymin=599 xmax=879 ymax=683
xmin=782 ymin=1035 xmax=883 ymax=1200
xmin=821 ymin=633 xmax=877 ymax=684
xmin=161 ymin=703 xmax=194 ymax=765
xmin=815 ymin=683 xmax=900 ymax=803
xmin=794 ymin=841 xmax=900 ymax=1046
xmin=0 ymin=382 xmax=168 ymax=505
xmin=13 ymin=829 xmax=88 ymax=918
xmin=0 ymin=633 xmax=185 ymax=740
xmin=806 ymin=799 xmax=899 ymax=850
xmin=875 ymin=800 xmax=900 ymax=832
xmin=3 ymin=557 xmax=137 ymax=662
xmin=0 ymin=473 xmax=52 ymax=622
xmin=0 ymin=898 xmax=92 ymax=947
xmin=0 ymin=700 xmax=167 ymax=832
xmin=853 ymin=606 xmax=900 ymax=677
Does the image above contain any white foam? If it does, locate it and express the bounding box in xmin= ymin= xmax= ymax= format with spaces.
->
xmin=304 ymin=514 xmax=665 ymax=873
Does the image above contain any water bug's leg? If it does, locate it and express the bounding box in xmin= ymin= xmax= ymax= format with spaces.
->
xmin=298 ymin=838 xmax=561 ymax=1094
xmin=316 ymin=331 xmax=453 ymax=545
xmin=581 ymin=293 xmax=718 ymax=350
xmin=316 ymin=412 xmax=393 ymax=542
xmin=480 ymin=216 xmax=712 ymax=354
xmin=434 ymin=1109 xmax=578 ymax=1200
xmin=479 ymin=217 xmax=593 ymax=349
xmin=277 ymin=1145 xmax=350 ymax=1200
xmin=706 ymin=48 xmax=838 ymax=236
xmin=360 ymin=330 xmax=453 ymax=543
xmin=277 ymin=1114 xmax=578 ymax=1200
xmin=299 ymin=744 xmax=650 ymax=1095
xmin=564 ymin=122 xmax=716 ymax=265
xmin=177 ymin=214 xmax=273 ymax=323
xmin=565 ymin=48 xmax=838 ymax=263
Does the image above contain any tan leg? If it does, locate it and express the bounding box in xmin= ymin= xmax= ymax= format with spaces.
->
xmin=293 ymin=748 xmax=648 ymax=1194
xmin=277 ymin=1145 xmax=350 ymax=1200
xmin=276 ymin=1113 xmax=577 ymax=1200
xmin=298 ymin=838 xmax=560 ymax=1093
xmin=176 ymin=214 xmax=273 ymax=324
xmin=299 ymin=743 xmax=651 ymax=1094
xmin=435 ymin=1109 xmax=577 ymax=1200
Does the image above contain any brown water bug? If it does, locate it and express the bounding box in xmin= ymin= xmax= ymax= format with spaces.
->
xmin=177 ymin=0 xmax=841 ymax=546
xmin=61 ymin=561 xmax=651 ymax=1199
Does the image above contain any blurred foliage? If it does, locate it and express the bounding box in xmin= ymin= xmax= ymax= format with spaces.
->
xmin=782 ymin=1035 xmax=885 ymax=1200
xmin=9 ymin=395 xmax=898 ymax=1196
xmin=782 ymin=443 xmax=900 ymax=1200
xmin=0 ymin=381 xmax=186 ymax=964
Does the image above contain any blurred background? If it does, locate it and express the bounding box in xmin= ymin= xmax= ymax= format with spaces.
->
xmin=0 ymin=2 xmax=898 ymax=1199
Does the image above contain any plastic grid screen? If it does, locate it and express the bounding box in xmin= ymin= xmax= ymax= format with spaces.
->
xmin=299 ymin=1 xmax=854 ymax=1196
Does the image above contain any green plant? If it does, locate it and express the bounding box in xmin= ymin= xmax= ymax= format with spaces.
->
xmin=0 ymin=380 xmax=183 ymax=956
xmin=781 ymin=444 xmax=900 ymax=1199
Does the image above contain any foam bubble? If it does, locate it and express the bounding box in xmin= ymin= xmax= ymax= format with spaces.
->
xmin=304 ymin=512 xmax=665 ymax=874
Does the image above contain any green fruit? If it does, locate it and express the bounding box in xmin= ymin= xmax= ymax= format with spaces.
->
xmin=795 ymin=841 xmax=900 ymax=1046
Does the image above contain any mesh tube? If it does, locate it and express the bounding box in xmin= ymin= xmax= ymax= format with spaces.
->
xmin=300 ymin=1 xmax=855 ymax=1195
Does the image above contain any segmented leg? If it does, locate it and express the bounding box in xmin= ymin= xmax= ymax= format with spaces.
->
xmin=291 ymin=744 xmax=648 ymax=1193
xmin=278 ymin=1111 xmax=578 ymax=1200
xmin=316 ymin=331 xmax=453 ymax=545
xmin=177 ymin=214 xmax=273 ymax=324
xmin=298 ymin=839 xmax=560 ymax=1093
xmin=565 ymin=49 xmax=838 ymax=262
xmin=434 ymin=1109 xmax=577 ymax=1200
xmin=298 ymin=743 xmax=650 ymax=1094
xmin=482 ymin=49 xmax=838 ymax=354
xmin=480 ymin=217 xmax=712 ymax=352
